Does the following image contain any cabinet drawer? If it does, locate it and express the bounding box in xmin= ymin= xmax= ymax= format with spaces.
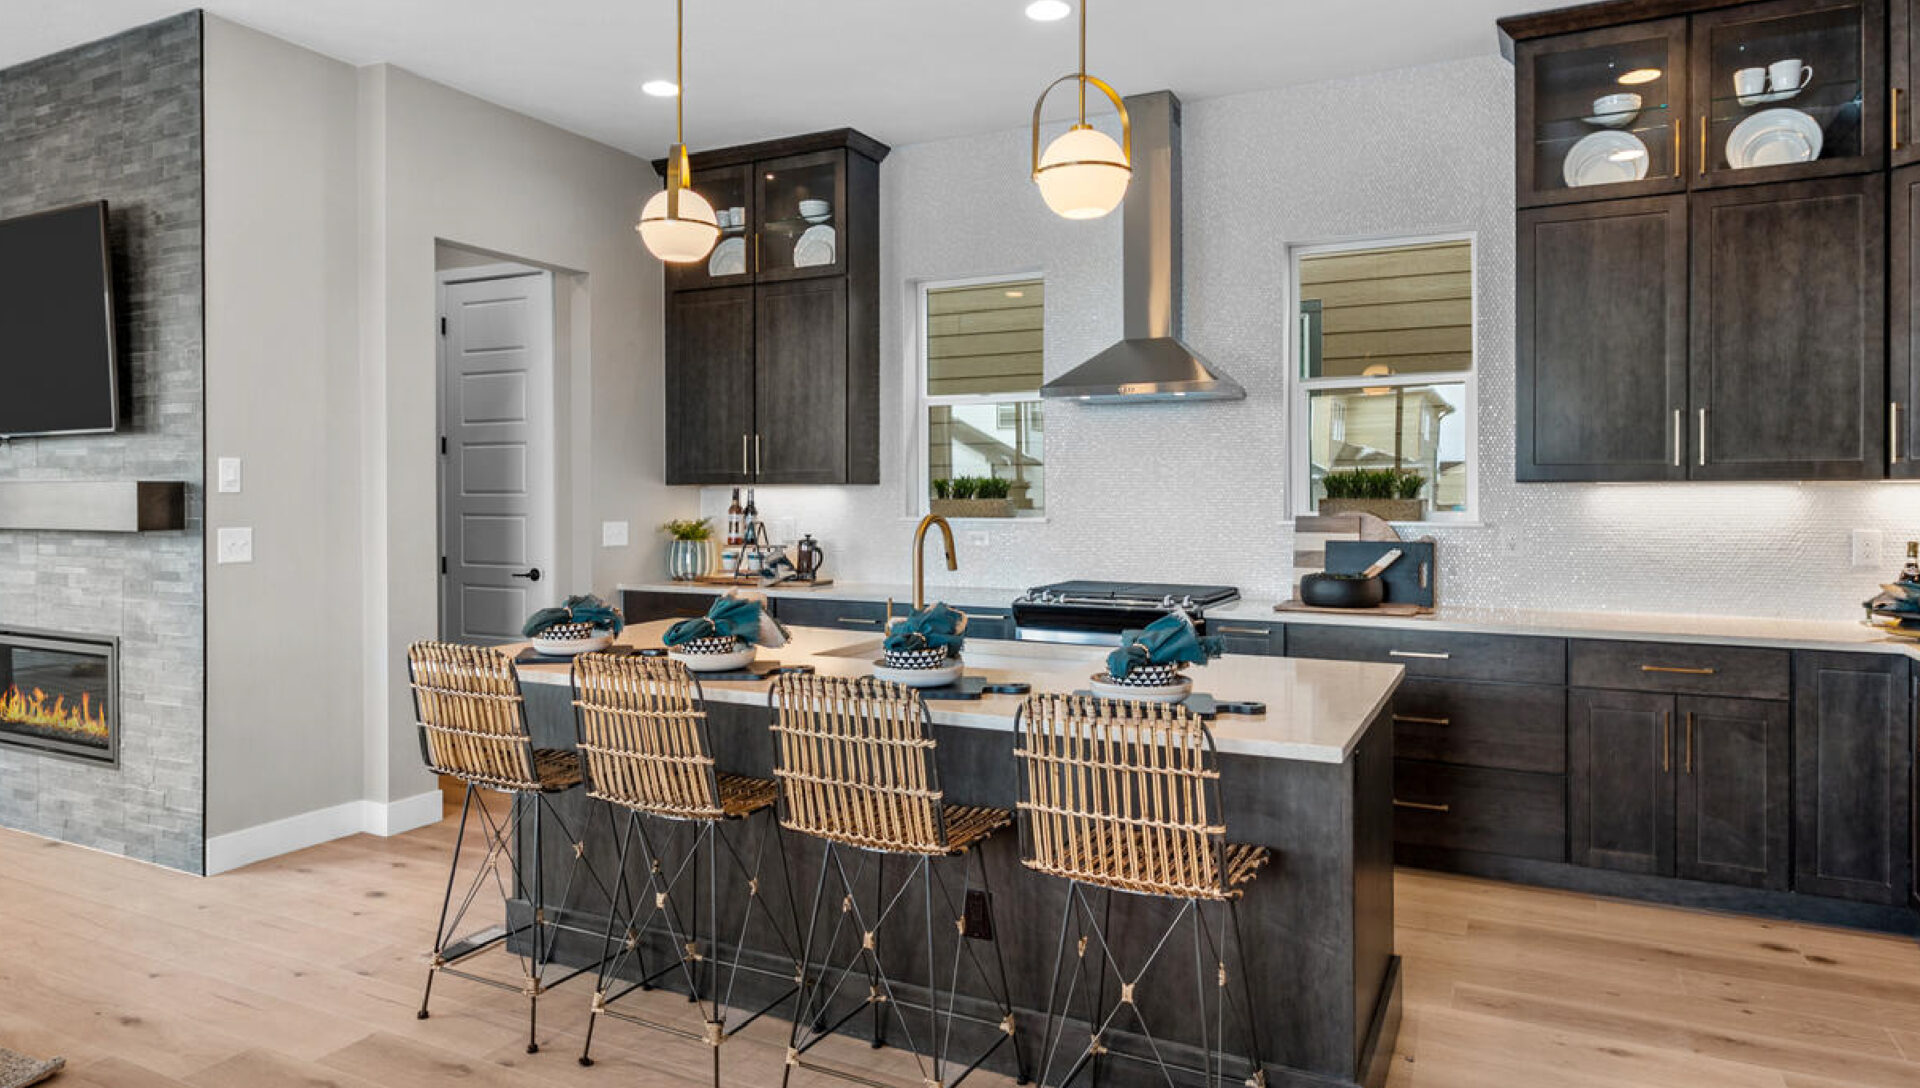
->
xmin=1210 ymin=620 xmax=1283 ymax=657
xmin=1286 ymin=625 xmax=1564 ymax=685
xmin=773 ymin=597 xmax=891 ymax=632
xmin=622 ymin=589 xmax=719 ymax=623
xmin=1392 ymin=679 xmax=1567 ymax=774
xmin=1393 ymin=760 xmax=1568 ymax=862
xmin=1569 ymin=640 xmax=1789 ymax=700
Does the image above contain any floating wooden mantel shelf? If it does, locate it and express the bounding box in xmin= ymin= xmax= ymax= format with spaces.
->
xmin=0 ymin=481 xmax=187 ymax=532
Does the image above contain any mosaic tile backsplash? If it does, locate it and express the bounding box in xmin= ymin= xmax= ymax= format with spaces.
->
xmin=700 ymin=56 xmax=1919 ymax=623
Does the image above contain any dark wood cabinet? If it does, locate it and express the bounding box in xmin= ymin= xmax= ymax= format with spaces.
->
xmin=1891 ymin=163 xmax=1920 ymax=476
xmin=1794 ymin=651 xmax=1914 ymax=903
xmin=659 ymin=130 xmax=886 ymax=487
xmin=1690 ymin=174 xmax=1887 ymax=479
xmin=1675 ymin=695 xmax=1791 ymax=889
xmin=1518 ymin=197 xmax=1690 ymax=479
xmin=1212 ymin=621 xmax=1283 ymax=657
xmin=1895 ymin=0 xmax=1920 ymax=165
xmin=1570 ymin=688 xmax=1677 ymax=875
xmin=665 ymin=288 xmax=756 ymax=485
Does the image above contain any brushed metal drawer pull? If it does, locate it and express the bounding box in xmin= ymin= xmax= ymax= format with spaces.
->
xmin=1389 ymin=650 xmax=1450 ymax=660
xmin=1393 ymin=799 xmax=1451 ymax=813
xmin=1698 ymin=407 xmax=1708 ymax=466
xmin=1672 ymin=408 xmax=1682 ymax=468
xmin=1214 ymin=626 xmax=1270 ymax=637
xmin=1642 ymin=665 xmax=1715 ymax=676
xmin=839 ymin=617 xmax=885 ymax=627
xmin=1392 ymin=714 xmax=1452 ymax=726
xmin=1893 ymin=402 xmax=1902 ymax=465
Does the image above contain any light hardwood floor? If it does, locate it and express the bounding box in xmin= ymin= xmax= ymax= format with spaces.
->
xmin=2 ymin=812 xmax=1918 ymax=1088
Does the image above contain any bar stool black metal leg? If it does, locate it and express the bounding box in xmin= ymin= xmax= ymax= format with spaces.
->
xmin=869 ymin=852 xmax=886 ymax=1049
xmin=782 ymin=839 xmax=836 ymax=1088
xmin=1227 ymin=898 xmax=1266 ymax=1086
xmin=580 ymin=808 xmax=638 ymax=1067
xmin=526 ymin=793 xmax=545 ymax=1054
xmin=976 ymin=847 xmax=1029 ymax=1084
xmin=419 ymin=782 xmax=477 ymax=1021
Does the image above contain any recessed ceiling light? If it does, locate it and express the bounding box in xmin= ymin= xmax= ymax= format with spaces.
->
xmin=641 ymin=79 xmax=679 ymax=97
xmin=1026 ymin=1 xmax=1072 ymax=22
xmin=1618 ymin=68 xmax=1662 ymax=85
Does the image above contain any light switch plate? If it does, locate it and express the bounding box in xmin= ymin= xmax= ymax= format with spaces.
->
xmin=217 ymin=526 xmax=253 ymax=564
xmin=1852 ymin=528 xmax=1883 ymax=568
xmin=601 ymin=520 xmax=629 ymax=547
xmin=216 ymin=457 xmax=242 ymax=494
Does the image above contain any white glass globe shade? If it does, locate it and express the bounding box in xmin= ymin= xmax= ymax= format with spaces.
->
xmin=1036 ymin=125 xmax=1131 ymax=220
xmin=638 ymin=187 xmax=720 ymax=262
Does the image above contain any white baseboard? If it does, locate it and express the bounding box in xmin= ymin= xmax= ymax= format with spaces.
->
xmin=204 ymin=789 xmax=446 ymax=876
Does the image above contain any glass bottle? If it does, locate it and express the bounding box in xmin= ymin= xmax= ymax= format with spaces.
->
xmin=726 ymin=488 xmax=743 ymax=547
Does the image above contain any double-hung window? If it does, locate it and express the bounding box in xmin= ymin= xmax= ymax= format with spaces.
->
xmin=919 ymin=276 xmax=1046 ymax=517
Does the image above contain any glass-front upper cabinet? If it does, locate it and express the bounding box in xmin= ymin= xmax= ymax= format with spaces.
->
xmin=664 ymin=163 xmax=755 ymax=292
xmin=1517 ymin=19 xmax=1689 ymax=207
xmin=1892 ymin=0 xmax=1920 ymax=166
xmin=1691 ymin=0 xmax=1885 ymax=187
xmin=755 ymin=149 xmax=847 ymax=282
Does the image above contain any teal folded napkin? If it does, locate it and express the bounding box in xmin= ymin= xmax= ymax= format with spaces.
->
xmin=663 ymin=592 xmax=791 ymax=648
xmin=1106 ymin=612 xmax=1225 ymax=679
xmin=522 ymin=594 xmax=625 ymax=638
xmin=883 ymin=602 xmax=969 ymax=654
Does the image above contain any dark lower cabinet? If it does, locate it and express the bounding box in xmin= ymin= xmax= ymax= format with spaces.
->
xmin=1212 ymin=621 xmax=1282 ymax=657
xmin=665 ymin=288 xmax=755 ymax=486
xmin=1392 ymin=760 xmax=1568 ymax=863
xmin=1517 ymin=196 xmax=1689 ymax=481
xmin=1570 ymin=688 xmax=1675 ymax=876
xmin=1675 ymin=695 xmax=1790 ymax=890
xmin=1794 ymin=652 xmax=1914 ymax=904
xmin=762 ymin=596 xmax=889 ymax=632
xmin=1690 ymin=175 xmax=1888 ymax=480
xmin=622 ymin=589 xmax=721 ymax=623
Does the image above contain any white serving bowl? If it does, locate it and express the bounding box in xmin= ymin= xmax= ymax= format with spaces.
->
xmin=531 ymin=632 xmax=614 ymax=657
xmin=1587 ymin=92 xmax=1641 ymax=126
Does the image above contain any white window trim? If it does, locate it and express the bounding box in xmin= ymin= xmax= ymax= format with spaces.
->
xmin=1285 ymin=232 xmax=1480 ymax=525
xmin=913 ymin=272 xmax=1048 ymax=520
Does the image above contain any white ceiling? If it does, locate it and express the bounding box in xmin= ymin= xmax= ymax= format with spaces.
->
xmin=1 ymin=1 xmax=1535 ymax=154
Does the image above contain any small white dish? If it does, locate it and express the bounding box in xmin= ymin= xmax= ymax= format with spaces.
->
xmin=708 ymin=236 xmax=747 ymax=276
xmin=1584 ymin=92 xmax=1641 ymax=127
xmin=1726 ymin=108 xmax=1822 ymax=169
xmin=798 ymin=198 xmax=831 ymax=224
xmin=670 ymin=646 xmax=757 ymax=672
xmin=531 ymin=633 xmax=614 ymax=657
xmin=793 ymin=225 xmax=836 ymax=267
xmin=1563 ymin=130 xmax=1651 ymax=187
xmin=1088 ymin=673 xmax=1193 ymax=704
xmin=1737 ymin=87 xmax=1804 ymax=107
xmin=872 ymin=657 xmax=963 ymax=688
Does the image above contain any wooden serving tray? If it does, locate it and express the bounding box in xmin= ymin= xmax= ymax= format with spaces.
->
xmin=690 ymin=575 xmax=834 ymax=588
xmin=1274 ymin=600 xmax=1434 ymax=618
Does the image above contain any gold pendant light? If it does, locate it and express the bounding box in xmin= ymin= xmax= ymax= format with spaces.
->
xmin=1031 ymin=0 xmax=1131 ymax=219
xmin=638 ymin=0 xmax=719 ymax=262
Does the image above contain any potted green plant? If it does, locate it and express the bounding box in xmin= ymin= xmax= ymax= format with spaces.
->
xmin=661 ymin=517 xmax=715 ymax=580
xmin=930 ymin=475 xmax=1016 ymax=519
xmin=1317 ymin=469 xmax=1427 ymax=522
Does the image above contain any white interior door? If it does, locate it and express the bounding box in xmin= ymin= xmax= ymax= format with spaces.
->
xmin=438 ymin=267 xmax=556 ymax=644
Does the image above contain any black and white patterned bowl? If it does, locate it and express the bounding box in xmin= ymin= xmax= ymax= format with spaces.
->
xmin=539 ymin=621 xmax=598 ymax=642
xmin=680 ymin=635 xmax=745 ymax=656
xmin=883 ymin=646 xmax=952 ymax=670
xmin=1104 ymin=662 xmax=1184 ymax=688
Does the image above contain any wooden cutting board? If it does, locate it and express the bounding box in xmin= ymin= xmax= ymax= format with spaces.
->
xmin=1274 ymin=600 xmax=1433 ymax=618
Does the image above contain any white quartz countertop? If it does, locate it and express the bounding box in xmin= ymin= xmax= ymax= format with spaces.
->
xmin=620 ymin=580 xmax=1920 ymax=661
xmin=512 ymin=620 xmax=1403 ymax=764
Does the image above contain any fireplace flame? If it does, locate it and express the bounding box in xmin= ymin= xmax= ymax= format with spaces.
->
xmin=1 ymin=685 xmax=110 ymax=742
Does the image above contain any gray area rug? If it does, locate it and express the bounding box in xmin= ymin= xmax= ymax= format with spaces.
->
xmin=0 ymin=1049 xmax=63 ymax=1088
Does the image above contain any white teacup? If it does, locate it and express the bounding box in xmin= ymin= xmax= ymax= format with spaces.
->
xmin=1768 ymin=58 xmax=1812 ymax=94
xmin=1734 ymin=66 xmax=1768 ymax=97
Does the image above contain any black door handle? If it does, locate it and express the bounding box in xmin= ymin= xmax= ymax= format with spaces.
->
xmin=511 ymin=568 xmax=542 ymax=582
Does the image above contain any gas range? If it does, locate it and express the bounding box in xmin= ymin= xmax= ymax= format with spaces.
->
xmin=1011 ymin=580 xmax=1241 ymax=646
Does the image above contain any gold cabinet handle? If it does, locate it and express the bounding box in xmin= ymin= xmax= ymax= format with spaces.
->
xmin=1699 ymin=114 xmax=1709 ymax=175
xmin=1672 ymin=119 xmax=1682 ymax=179
xmin=1663 ymin=710 xmax=1672 ymax=773
xmin=1389 ymin=649 xmax=1451 ymax=660
xmin=1685 ymin=711 xmax=1695 ymax=775
xmin=1642 ymin=664 xmax=1716 ymax=676
xmin=1897 ymin=87 xmax=1906 ymax=152
xmin=1392 ymin=714 xmax=1452 ymax=726
xmin=1394 ymin=799 xmax=1451 ymax=813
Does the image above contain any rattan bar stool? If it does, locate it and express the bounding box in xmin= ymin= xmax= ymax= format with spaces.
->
xmin=770 ymin=673 xmax=1027 ymax=1088
xmin=570 ymin=653 xmax=803 ymax=1080
xmin=1013 ymin=694 xmax=1270 ymax=1088
xmin=408 ymin=640 xmax=616 ymax=1054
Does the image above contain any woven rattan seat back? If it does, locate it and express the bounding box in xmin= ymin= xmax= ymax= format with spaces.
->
xmin=770 ymin=673 xmax=950 ymax=855
xmin=407 ymin=641 xmax=540 ymax=791
xmin=571 ymin=653 xmax=724 ymax=820
xmin=1015 ymin=694 xmax=1238 ymax=900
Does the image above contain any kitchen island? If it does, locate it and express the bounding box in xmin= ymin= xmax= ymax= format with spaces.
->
xmin=507 ymin=622 xmax=1404 ymax=1088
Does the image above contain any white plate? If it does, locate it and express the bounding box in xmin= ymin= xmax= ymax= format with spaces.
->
xmin=708 ymin=236 xmax=746 ymax=276
xmin=1726 ymin=108 xmax=1822 ymax=170
xmin=793 ymin=225 xmax=836 ymax=268
xmin=1087 ymin=674 xmax=1193 ymax=704
xmin=531 ymin=633 xmax=614 ymax=657
xmin=1562 ymin=130 xmax=1650 ymax=188
xmin=669 ymin=646 xmax=757 ymax=672
xmin=1581 ymin=107 xmax=1640 ymax=127
xmin=872 ymin=657 xmax=963 ymax=688
xmin=1737 ymin=87 xmax=1803 ymax=107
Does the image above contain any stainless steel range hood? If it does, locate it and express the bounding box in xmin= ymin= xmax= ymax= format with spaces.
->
xmin=1041 ymin=90 xmax=1244 ymax=404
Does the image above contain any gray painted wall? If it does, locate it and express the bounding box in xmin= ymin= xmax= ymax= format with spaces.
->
xmin=0 ymin=13 xmax=206 ymax=873
xmin=702 ymin=56 xmax=1920 ymax=621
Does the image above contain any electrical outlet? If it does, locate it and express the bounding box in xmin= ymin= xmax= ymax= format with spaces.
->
xmin=1852 ymin=528 xmax=1884 ymax=568
xmin=601 ymin=520 xmax=629 ymax=547
xmin=967 ymin=531 xmax=989 ymax=548
xmin=216 ymin=457 xmax=242 ymax=494
xmin=216 ymin=527 xmax=253 ymax=564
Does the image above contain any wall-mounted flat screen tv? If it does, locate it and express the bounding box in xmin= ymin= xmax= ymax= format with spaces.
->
xmin=0 ymin=201 xmax=119 ymax=438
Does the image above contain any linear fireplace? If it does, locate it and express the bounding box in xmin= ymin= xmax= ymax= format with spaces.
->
xmin=0 ymin=628 xmax=118 ymax=765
